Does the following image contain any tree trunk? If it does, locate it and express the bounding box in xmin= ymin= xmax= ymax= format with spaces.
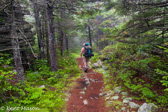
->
xmin=32 ymin=1 xmax=45 ymax=59
xmin=25 ymin=44 xmax=31 ymax=70
xmin=57 ymin=20 xmax=64 ymax=56
xmin=45 ymin=20 xmax=50 ymax=65
xmin=65 ymin=33 xmax=69 ymax=51
xmin=88 ymin=25 xmax=92 ymax=46
xmin=11 ymin=0 xmax=24 ymax=81
xmin=42 ymin=9 xmax=50 ymax=65
xmin=46 ymin=0 xmax=58 ymax=71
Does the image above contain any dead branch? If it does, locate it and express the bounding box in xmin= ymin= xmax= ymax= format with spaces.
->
xmin=19 ymin=29 xmax=38 ymax=59
xmin=0 ymin=2 xmax=10 ymax=11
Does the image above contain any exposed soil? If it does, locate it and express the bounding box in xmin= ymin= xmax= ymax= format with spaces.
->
xmin=67 ymin=57 xmax=168 ymax=112
xmin=67 ymin=57 xmax=109 ymax=112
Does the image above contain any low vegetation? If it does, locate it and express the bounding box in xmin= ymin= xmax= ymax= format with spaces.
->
xmin=100 ymin=42 xmax=168 ymax=109
xmin=0 ymin=53 xmax=80 ymax=112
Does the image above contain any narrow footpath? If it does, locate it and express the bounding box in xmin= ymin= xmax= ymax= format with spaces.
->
xmin=67 ymin=57 xmax=109 ymax=112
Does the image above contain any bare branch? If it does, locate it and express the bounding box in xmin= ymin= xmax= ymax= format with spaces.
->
xmin=137 ymin=1 xmax=168 ymax=6
xmin=0 ymin=2 xmax=10 ymax=11
xmin=18 ymin=29 xmax=38 ymax=59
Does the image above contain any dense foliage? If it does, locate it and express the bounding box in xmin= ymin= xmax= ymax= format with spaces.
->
xmin=0 ymin=53 xmax=80 ymax=112
xmin=101 ymin=43 xmax=168 ymax=107
xmin=91 ymin=0 xmax=168 ymax=109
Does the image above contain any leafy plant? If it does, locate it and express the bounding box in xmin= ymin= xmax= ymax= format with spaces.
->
xmin=101 ymin=41 xmax=168 ymax=107
xmin=0 ymin=53 xmax=12 ymax=66
xmin=155 ymin=69 xmax=168 ymax=91
xmin=33 ymin=59 xmax=49 ymax=71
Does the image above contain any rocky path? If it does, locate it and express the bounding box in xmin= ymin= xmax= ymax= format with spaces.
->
xmin=67 ymin=57 xmax=109 ymax=112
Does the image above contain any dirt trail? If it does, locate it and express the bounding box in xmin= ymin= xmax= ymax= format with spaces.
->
xmin=67 ymin=57 xmax=109 ymax=112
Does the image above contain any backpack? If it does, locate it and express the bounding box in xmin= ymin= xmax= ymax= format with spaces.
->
xmin=83 ymin=43 xmax=94 ymax=57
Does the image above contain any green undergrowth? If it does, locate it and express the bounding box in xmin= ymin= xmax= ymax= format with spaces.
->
xmin=71 ymin=52 xmax=81 ymax=59
xmin=0 ymin=53 xmax=80 ymax=112
xmin=90 ymin=52 xmax=99 ymax=63
xmin=100 ymin=42 xmax=168 ymax=108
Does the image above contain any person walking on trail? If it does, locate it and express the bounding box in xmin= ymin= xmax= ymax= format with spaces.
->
xmin=81 ymin=43 xmax=94 ymax=72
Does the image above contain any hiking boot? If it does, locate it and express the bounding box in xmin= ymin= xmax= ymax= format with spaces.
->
xmin=84 ymin=67 xmax=88 ymax=72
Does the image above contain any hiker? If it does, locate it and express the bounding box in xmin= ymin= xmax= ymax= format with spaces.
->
xmin=81 ymin=43 xmax=94 ymax=72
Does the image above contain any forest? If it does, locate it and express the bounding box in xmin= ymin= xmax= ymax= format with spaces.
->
xmin=0 ymin=0 xmax=168 ymax=112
